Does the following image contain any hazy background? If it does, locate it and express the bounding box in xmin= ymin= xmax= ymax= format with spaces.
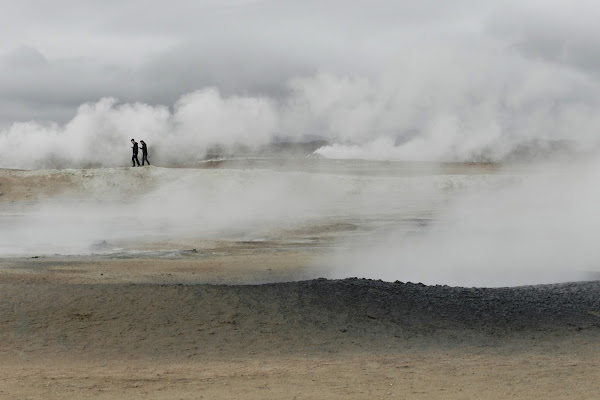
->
xmin=2 ymin=0 xmax=600 ymax=167
xmin=3 ymin=1 xmax=600 ymax=287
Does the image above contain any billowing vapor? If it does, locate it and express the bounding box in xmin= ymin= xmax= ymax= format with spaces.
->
xmin=4 ymin=0 xmax=600 ymax=288
xmin=325 ymin=159 xmax=600 ymax=287
xmin=1 ymin=167 xmax=410 ymax=256
xmin=0 ymin=90 xmax=278 ymax=169
xmin=3 ymin=43 xmax=600 ymax=169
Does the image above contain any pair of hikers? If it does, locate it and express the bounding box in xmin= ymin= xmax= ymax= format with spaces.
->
xmin=131 ymin=139 xmax=149 ymax=167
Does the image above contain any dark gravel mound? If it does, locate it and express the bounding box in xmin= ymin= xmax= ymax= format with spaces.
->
xmin=257 ymin=278 xmax=600 ymax=334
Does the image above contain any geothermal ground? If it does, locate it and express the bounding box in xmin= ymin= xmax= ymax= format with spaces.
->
xmin=1 ymin=166 xmax=600 ymax=399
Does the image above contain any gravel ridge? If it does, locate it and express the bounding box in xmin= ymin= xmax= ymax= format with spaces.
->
xmin=240 ymin=278 xmax=600 ymax=334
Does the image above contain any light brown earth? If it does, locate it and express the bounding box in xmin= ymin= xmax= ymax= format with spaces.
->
xmin=2 ymin=258 xmax=600 ymax=400
xmin=1 ymin=168 xmax=600 ymax=399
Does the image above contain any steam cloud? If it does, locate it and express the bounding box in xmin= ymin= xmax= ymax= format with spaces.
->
xmin=4 ymin=0 xmax=600 ymax=288
xmin=326 ymin=159 xmax=600 ymax=287
xmin=2 ymin=43 xmax=600 ymax=169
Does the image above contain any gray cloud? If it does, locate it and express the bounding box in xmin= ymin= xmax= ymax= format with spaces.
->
xmin=487 ymin=1 xmax=600 ymax=74
xmin=0 ymin=0 xmax=497 ymax=126
xmin=2 ymin=0 xmax=600 ymax=164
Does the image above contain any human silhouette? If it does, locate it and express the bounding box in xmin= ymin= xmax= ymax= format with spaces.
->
xmin=131 ymin=139 xmax=140 ymax=167
xmin=140 ymin=140 xmax=150 ymax=166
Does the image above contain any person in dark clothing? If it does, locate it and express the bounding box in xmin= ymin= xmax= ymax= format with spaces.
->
xmin=131 ymin=139 xmax=140 ymax=167
xmin=140 ymin=140 xmax=150 ymax=166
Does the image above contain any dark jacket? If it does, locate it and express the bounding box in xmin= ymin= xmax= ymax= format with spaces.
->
xmin=132 ymin=142 xmax=139 ymax=155
xmin=141 ymin=142 xmax=148 ymax=155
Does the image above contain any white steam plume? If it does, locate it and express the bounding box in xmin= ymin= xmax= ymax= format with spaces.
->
xmin=0 ymin=89 xmax=278 ymax=169
xmin=325 ymin=159 xmax=600 ymax=287
xmin=2 ymin=43 xmax=600 ymax=169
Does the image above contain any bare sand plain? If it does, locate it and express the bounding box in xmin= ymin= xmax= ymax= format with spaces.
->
xmin=1 ymin=167 xmax=600 ymax=399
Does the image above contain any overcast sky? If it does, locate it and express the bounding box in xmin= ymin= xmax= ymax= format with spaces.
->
xmin=2 ymin=0 xmax=600 ymax=166
xmin=1 ymin=0 xmax=589 ymax=124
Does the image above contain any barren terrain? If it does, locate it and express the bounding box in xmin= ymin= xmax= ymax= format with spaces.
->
xmin=1 ymin=167 xmax=600 ymax=399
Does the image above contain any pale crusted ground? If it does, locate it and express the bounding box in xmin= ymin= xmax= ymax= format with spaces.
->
xmin=2 ymin=167 xmax=600 ymax=399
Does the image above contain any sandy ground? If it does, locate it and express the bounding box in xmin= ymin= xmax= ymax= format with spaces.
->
xmin=2 ymin=256 xmax=600 ymax=400
xmin=3 ymin=350 xmax=599 ymax=400
xmin=2 ymin=168 xmax=600 ymax=399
